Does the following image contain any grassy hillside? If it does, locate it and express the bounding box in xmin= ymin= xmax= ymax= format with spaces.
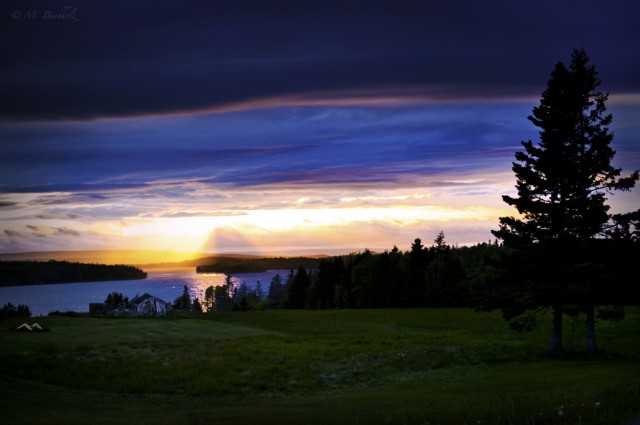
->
xmin=1 ymin=309 xmax=639 ymax=424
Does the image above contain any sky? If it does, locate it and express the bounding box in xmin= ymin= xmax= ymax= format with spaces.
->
xmin=1 ymin=0 xmax=639 ymax=256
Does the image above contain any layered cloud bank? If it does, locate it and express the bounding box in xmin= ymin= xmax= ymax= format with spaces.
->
xmin=1 ymin=1 xmax=639 ymax=254
xmin=2 ymin=98 xmax=638 ymax=254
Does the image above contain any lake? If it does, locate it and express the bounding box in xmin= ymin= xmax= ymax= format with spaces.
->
xmin=0 ymin=268 xmax=289 ymax=316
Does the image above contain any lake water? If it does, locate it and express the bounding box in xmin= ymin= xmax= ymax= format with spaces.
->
xmin=0 ymin=268 xmax=289 ymax=316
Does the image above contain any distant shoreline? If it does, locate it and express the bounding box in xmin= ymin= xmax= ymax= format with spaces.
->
xmin=0 ymin=261 xmax=147 ymax=287
xmin=0 ymin=249 xmax=332 ymax=270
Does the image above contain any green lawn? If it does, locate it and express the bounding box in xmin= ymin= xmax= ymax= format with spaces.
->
xmin=1 ymin=309 xmax=639 ymax=424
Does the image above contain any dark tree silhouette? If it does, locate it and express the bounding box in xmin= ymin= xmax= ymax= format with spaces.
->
xmin=492 ymin=48 xmax=639 ymax=356
xmin=213 ymin=274 xmax=235 ymax=312
xmin=192 ymin=297 xmax=203 ymax=313
xmin=405 ymin=238 xmax=428 ymax=307
xmin=424 ymin=233 xmax=466 ymax=307
xmin=266 ymin=274 xmax=287 ymax=308
xmin=204 ymin=285 xmax=215 ymax=312
xmin=1 ymin=302 xmax=32 ymax=318
xmin=104 ymin=292 xmax=130 ymax=311
xmin=308 ymin=257 xmax=344 ymax=309
xmin=285 ymin=268 xmax=311 ymax=309
xmin=371 ymin=246 xmax=404 ymax=308
xmin=173 ymin=285 xmax=192 ymax=311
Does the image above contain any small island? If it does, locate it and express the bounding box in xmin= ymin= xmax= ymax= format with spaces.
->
xmin=0 ymin=260 xmax=147 ymax=286
xmin=195 ymin=256 xmax=321 ymax=274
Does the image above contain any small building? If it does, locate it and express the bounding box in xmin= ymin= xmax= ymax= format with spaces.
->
xmin=131 ymin=293 xmax=168 ymax=316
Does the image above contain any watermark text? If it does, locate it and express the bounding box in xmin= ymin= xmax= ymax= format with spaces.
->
xmin=12 ymin=6 xmax=81 ymax=22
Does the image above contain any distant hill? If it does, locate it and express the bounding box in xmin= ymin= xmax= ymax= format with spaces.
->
xmin=0 ymin=250 xmax=332 ymax=268
xmin=0 ymin=260 xmax=147 ymax=286
xmin=142 ymin=253 xmax=266 ymax=269
xmin=0 ymin=250 xmax=208 ymax=266
xmin=195 ymin=257 xmax=323 ymax=274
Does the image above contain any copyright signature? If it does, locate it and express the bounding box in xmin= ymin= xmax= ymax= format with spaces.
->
xmin=11 ymin=7 xmax=81 ymax=22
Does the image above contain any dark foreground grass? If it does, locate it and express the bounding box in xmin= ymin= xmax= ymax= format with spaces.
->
xmin=1 ymin=309 xmax=639 ymax=424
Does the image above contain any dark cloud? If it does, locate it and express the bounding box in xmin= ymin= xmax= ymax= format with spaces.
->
xmin=24 ymin=225 xmax=48 ymax=238
xmin=1 ymin=229 xmax=27 ymax=253
xmin=24 ymin=224 xmax=80 ymax=237
xmin=212 ymin=165 xmax=397 ymax=187
xmin=3 ymin=229 xmax=23 ymax=237
xmin=142 ymin=211 xmax=249 ymax=219
xmin=1 ymin=213 xmax=85 ymax=221
xmin=56 ymin=226 xmax=80 ymax=236
xmin=2 ymin=98 xmax=634 ymax=199
xmin=0 ymin=100 xmax=552 ymax=193
xmin=34 ymin=194 xmax=108 ymax=204
xmin=1 ymin=0 xmax=639 ymax=120
xmin=34 ymin=213 xmax=82 ymax=220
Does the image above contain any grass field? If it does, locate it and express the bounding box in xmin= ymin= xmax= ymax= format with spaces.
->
xmin=1 ymin=309 xmax=639 ymax=424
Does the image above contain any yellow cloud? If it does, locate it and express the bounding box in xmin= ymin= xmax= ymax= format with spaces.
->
xmin=86 ymin=201 xmax=512 ymax=254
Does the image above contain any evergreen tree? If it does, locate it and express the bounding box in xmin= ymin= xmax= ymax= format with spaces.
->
xmin=192 ymin=297 xmax=202 ymax=313
xmin=336 ymin=255 xmax=358 ymax=308
xmin=104 ymin=292 xmax=130 ymax=312
xmin=255 ymin=280 xmax=264 ymax=300
xmin=309 ymin=257 xmax=344 ymax=309
xmin=173 ymin=285 xmax=191 ymax=311
xmin=204 ymin=285 xmax=215 ymax=312
xmin=492 ymin=49 xmax=638 ymax=355
xmin=16 ymin=303 xmax=32 ymax=317
xmin=431 ymin=231 xmax=448 ymax=254
xmin=212 ymin=274 xmax=234 ymax=312
xmin=372 ymin=246 xmax=404 ymax=308
xmin=1 ymin=302 xmax=32 ymax=318
xmin=234 ymin=281 xmax=250 ymax=302
xmin=425 ymin=233 xmax=466 ymax=307
xmin=285 ymin=268 xmax=311 ymax=309
xmin=213 ymin=285 xmax=232 ymax=311
xmin=405 ymin=238 xmax=428 ymax=307
xmin=349 ymin=250 xmax=376 ymax=308
xmin=266 ymin=274 xmax=286 ymax=308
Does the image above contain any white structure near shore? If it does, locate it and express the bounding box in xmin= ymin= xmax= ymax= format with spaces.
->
xmin=131 ymin=293 xmax=168 ymax=316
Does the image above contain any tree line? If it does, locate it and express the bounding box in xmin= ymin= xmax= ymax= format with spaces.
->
xmin=0 ymin=260 xmax=147 ymax=286
xmin=197 ymin=229 xmax=637 ymax=315
xmin=282 ymin=233 xmax=494 ymax=310
xmin=197 ymin=233 xmax=499 ymax=311
xmin=0 ymin=303 xmax=32 ymax=318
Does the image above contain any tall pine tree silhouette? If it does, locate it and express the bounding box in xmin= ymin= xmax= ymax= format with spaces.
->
xmin=493 ymin=48 xmax=638 ymax=356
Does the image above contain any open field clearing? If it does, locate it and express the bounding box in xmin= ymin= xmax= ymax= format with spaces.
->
xmin=1 ymin=308 xmax=639 ymax=424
